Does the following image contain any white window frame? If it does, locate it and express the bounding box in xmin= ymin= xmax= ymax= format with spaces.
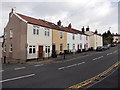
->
xmin=10 ymin=30 xmax=13 ymax=38
xmin=80 ymin=43 xmax=82 ymax=49
xmin=60 ymin=31 xmax=63 ymax=39
xmin=60 ymin=44 xmax=63 ymax=51
xmin=29 ymin=45 xmax=36 ymax=54
xmin=4 ymin=45 xmax=6 ymax=52
xmin=9 ymin=44 xmax=12 ymax=52
xmin=45 ymin=28 xmax=50 ymax=36
xmin=33 ymin=26 xmax=39 ymax=35
xmin=80 ymin=35 xmax=82 ymax=40
xmin=73 ymin=44 xmax=75 ymax=50
xmin=45 ymin=46 xmax=50 ymax=53
xmin=73 ymin=34 xmax=75 ymax=40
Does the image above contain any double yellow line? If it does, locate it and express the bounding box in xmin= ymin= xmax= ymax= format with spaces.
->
xmin=66 ymin=61 xmax=120 ymax=89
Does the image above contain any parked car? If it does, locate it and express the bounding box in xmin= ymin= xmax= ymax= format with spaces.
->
xmin=102 ymin=46 xmax=109 ymax=50
xmin=96 ymin=46 xmax=103 ymax=51
xmin=111 ymin=44 xmax=116 ymax=47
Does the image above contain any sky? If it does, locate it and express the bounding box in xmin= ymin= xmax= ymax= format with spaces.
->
xmin=0 ymin=0 xmax=119 ymax=36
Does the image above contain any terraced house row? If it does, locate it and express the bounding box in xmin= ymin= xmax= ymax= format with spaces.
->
xmin=2 ymin=9 xmax=103 ymax=63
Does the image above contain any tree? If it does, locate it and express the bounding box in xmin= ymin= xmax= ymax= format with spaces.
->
xmin=102 ymin=30 xmax=113 ymax=45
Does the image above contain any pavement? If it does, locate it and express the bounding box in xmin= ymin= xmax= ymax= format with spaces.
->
xmin=1 ymin=46 xmax=119 ymax=89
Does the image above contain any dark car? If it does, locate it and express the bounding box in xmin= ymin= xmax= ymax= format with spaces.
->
xmin=111 ymin=44 xmax=116 ymax=47
xmin=96 ymin=46 xmax=103 ymax=51
xmin=102 ymin=46 xmax=109 ymax=50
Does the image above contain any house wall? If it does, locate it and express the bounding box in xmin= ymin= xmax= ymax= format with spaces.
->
xmin=67 ymin=32 xmax=88 ymax=52
xmin=27 ymin=24 xmax=52 ymax=59
xmin=88 ymin=35 xmax=95 ymax=49
xmin=67 ymin=33 xmax=78 ymax=52
xmin=85 ymin=31 xmax=103 ymax=50
xmin=113 ymin=36 xmax=120 ymax=43
xmin=82 ymin=35 xmax=89 ymax=50
xmin=52 ymin=29 xmax=67 ymax=54
xmin=3 ymin=13 xmax=27 ymax=63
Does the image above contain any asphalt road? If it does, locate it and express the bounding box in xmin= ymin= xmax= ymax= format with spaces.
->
xmin=1 ymin=46 xmax=119 ymax=89
xmin=88 ymin=67 xmax=119 ymax=88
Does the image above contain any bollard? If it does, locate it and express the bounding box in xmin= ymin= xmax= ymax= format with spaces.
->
xmin=64 ymin=53 xmax=65 ymax=59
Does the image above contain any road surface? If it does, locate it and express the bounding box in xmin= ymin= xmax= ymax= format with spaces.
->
xmin=1 ymin=46 xmax=119 ymax=89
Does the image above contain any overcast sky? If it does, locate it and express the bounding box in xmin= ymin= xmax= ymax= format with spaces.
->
xmin=0 ymin=0 xmax=119 ymax=36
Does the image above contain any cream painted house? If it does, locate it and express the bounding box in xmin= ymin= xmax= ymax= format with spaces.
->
xmin=84 ymin=26 xmax=103 ymax=50
xmin=3 ymin=9 xmax=55 ymax=63
xmin=27 ymin=24 xmax=52 ymax=59
xmin=64 ymin=24 xmax=90 ymax=52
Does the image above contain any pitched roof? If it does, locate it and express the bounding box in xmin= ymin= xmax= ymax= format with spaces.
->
xmin=112 ymin=34 xmax=120 ymax=36
xmin=17 ymin=13 xmax=52 ymax=28
xmin=88 ymin=31 xmax=102 ymax=36
xmin=16 ymin=13 xmax=90 ymax=35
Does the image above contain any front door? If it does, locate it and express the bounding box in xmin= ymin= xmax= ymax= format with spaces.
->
xmin=78 ymin=44 xmax=79 ymax=50
xmin=52 ymin=44 xmax=56 ymax=53
xmin=38 ymin=46 xmax=43 ymax=58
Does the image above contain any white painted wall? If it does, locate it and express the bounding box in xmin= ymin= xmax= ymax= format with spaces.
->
xmin=27 ymin=24 xmax=52 ymax=59
xmin=82 ymin=35 xmax=89 ymax=50
xmin=67 ymin=32 xmax=89 ymax=52
xmin=85 ymin=31 xmax=103 ymax=50
xmin=113 ymin=36 xmax=120 ymax=43
xmin=67 ymin=33 xmax=78 ymax=52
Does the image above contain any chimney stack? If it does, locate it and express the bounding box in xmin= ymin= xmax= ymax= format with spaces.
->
xmin=9 ymin=8 xmax=14 ymax=18
xmin=95 ymin=29 xmax=98 ymax=34
xmin=68 ymin=23 xmax=72 ymax=30
xmin=57 ymin=20 xmax=61 ymax=26
xmin=82 ymin=26 xmax=85 ymax=33
xmin=86 ymin=26 xmax=90 ymax=31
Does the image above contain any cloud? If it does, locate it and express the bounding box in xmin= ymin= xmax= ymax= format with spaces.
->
xmin=0 ymin=0 xmax=118 ymax=36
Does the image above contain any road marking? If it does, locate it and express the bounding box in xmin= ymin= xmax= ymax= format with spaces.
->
xmin=93 ymin=58 xmax=98 ymax=61
xmin=14 ymin=67 xmax=26 ymax=70
xmin=107 ymin=52 xmax=112 ymax=56
xmin=58 ymin=62 xmax=85 ymax=70
xmin=0 ymin=74 xmax=35 ymax=83
xmin=86 ymin=67 xmax=118 ymax=88
xmin=98 ymin=56 xmax=103 ymax=59
xmin=0 ymin=70 xmax=4 ymax=72
xmin=113 ymin=50 xmax=117 ymax=54
xmin=93 ymin=56 xmax=103 ymax=61
xmin=77 ymin=62 xmax=85 ymax=65
xmin=34 ymin=64 xmax=44 ymax=67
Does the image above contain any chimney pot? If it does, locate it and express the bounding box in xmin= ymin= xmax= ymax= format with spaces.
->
xmin=68 ymin=23 xmax=72 ymax=30
xmin=82 ymin=26 xmax=85 ymax=33
xmin=86 ymin=26 xmax=90 ymax=31
xmin=57 ymin=20 xmax=61 ymax=26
